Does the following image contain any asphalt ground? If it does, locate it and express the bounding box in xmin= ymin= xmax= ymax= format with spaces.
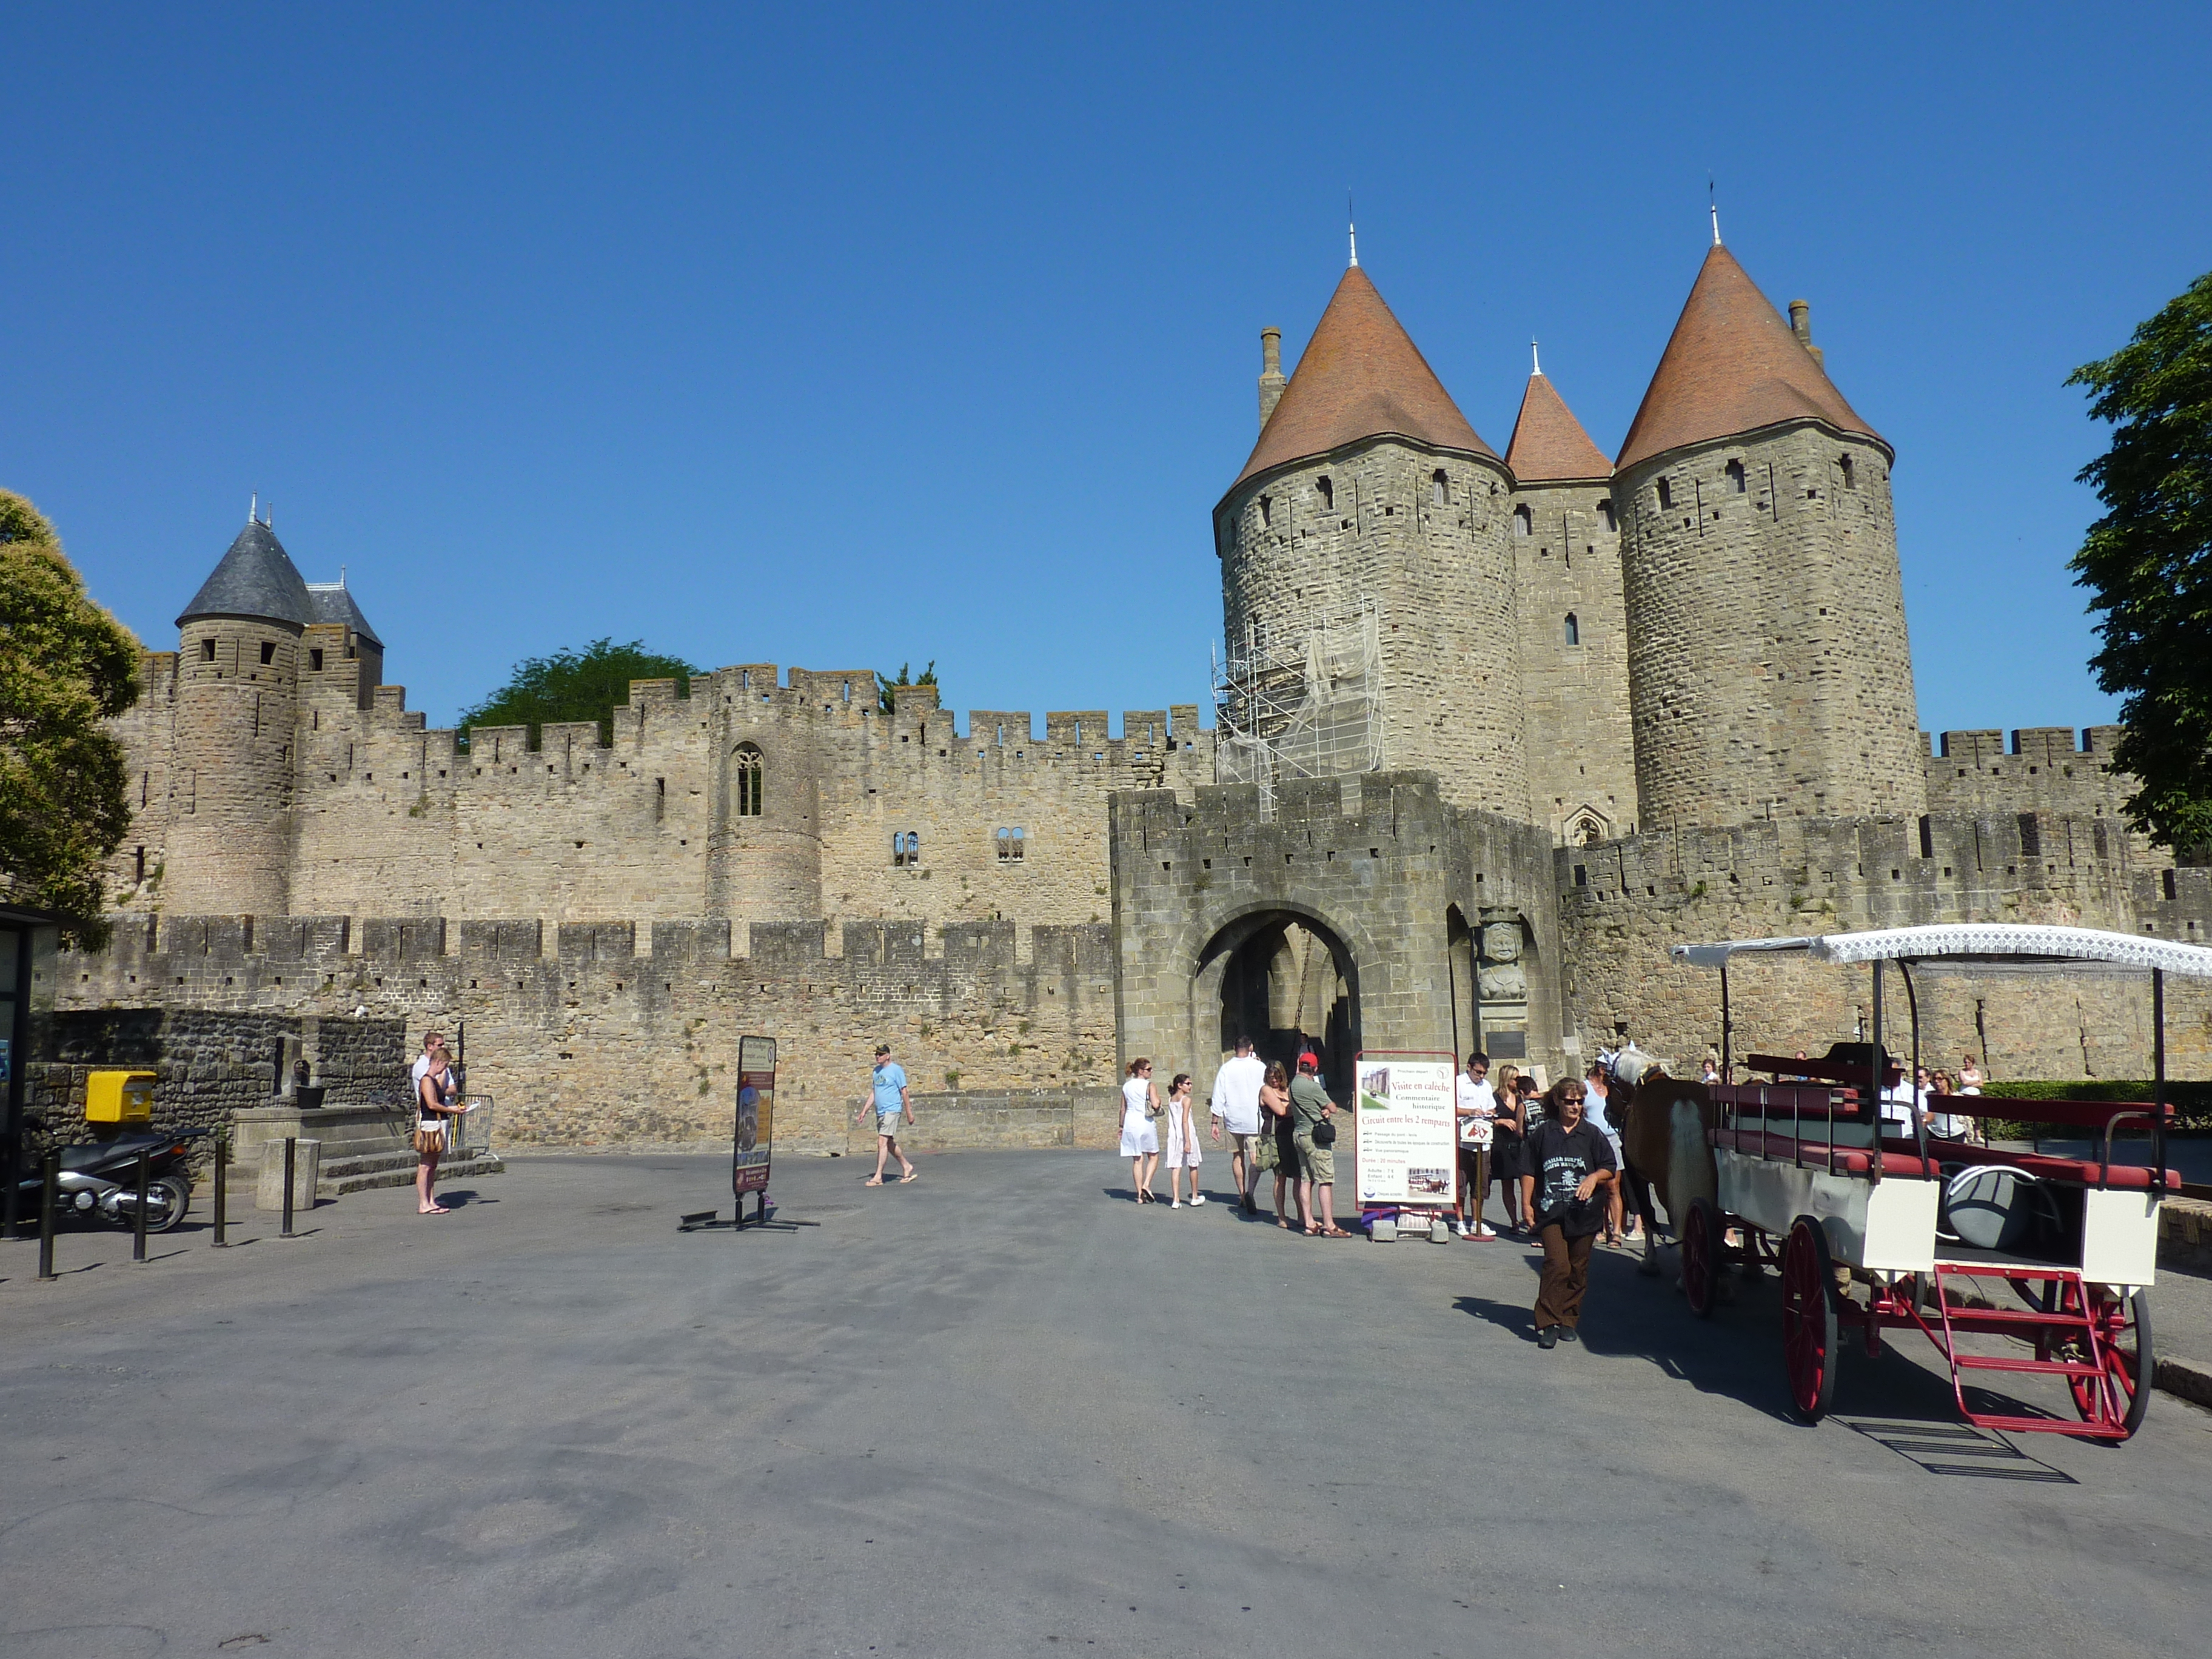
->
xmin=2 ymin=1150 xmax=2210 ymax=1658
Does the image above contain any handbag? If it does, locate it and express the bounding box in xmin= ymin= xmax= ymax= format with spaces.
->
xmin=1310 ymin=1118 xmax=1337 ymax=1148
xmin=412 ymin=1121 xmax=448 ymax=1155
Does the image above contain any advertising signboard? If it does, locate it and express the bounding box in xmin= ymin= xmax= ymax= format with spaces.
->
xmin=1353 ymin=1050 xmax=1457 ymax=1211
xmin=734 ymin=1034 xmax=777 ymax=1197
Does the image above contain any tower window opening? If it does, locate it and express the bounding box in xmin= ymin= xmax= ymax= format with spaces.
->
xmin=201 ymin=638 xmax=216 ymax=662
xmin=1316 ymin=475 xmax=1333 ymax=509
xmin=135 ymin=846 xmax=146 ymax=884
xmin=1259 ymin=495 xmax=1272 ymax=526
xmin=1839 ymin=455 xmax=1856 ymax=489
xmin=893 ymin=830 xmax=922 ymax=868
xmin=1726 ymin=460 xmax=1746 ymax=494
xmin=260 ymin=640 xmax=276 ymax=665
xmin=1657 ymin=478 xmax=1673 ymax=511
xmin=732 ymin=743 xmax=764 ymax=816
xmin=1564 ymin=612 xmax=1580 ymax=646
xmin=996 ymin=826 xmax=1026 ymax=863
xmin=310 ymin=648 xmax=324 ymax=672
xmin=1513 ymin=503 xmax=1532 ymax=538
xmin=1596 ymin=498 xmax=1615 ymax=532
xmin=1432 ymin=470 xmax=1449 ymax=505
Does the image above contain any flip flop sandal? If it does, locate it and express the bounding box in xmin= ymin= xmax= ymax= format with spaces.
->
xmin=900 ymin=1171 xmax=920 ymax=1184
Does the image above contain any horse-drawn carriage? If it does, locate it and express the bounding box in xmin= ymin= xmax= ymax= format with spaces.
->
xmin=1644 ymin=923 xmax=2207 ymax=1441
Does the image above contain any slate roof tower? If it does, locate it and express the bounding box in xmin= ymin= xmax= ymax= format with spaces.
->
xmin=1215 ymin=262 xmax=1527 ymax=813
xmin=1614 ymin=243 xmax=1923 ymax=830
xmin=166 ymin=518 xmax=317 ymax=914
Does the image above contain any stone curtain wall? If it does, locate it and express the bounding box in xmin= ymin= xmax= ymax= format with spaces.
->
xmin=108 ymin=662 xmax=1214 ymax=937
xmin=1557 ymin=812 xmax=2212 ymax=1078
xmin=1619 ymin=426 xmax=1925 ymax=831
xmin=58 ymin=914 xmax=1120 ymax=1153
xmin=1512 ymin=478 xmax=1636 ymax=843
xmin=1218 ymin=441 xmax=1530 ymax=815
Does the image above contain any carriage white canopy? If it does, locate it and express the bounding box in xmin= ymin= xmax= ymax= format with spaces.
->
xmin=1669 ymin=922 xmax=2212 ymax=977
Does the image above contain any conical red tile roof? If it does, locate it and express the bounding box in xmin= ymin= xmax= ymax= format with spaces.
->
xmin=1230 ymin=266 xmax=1495 ymax=491
xmin=1505 ymin=372 xmax=1611 ymax=483
xmin=1615 ymin=244 xmax=1883 ymax=474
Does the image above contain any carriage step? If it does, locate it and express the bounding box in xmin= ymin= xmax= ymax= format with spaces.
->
xmin=1940 ymin=1302 xmax=2094 ymax=1329
xmin=1934 ymin=1261 xmax=2079 ymax=1281
xmin=1956 ymin=1353 xmax=2103 ymax=1378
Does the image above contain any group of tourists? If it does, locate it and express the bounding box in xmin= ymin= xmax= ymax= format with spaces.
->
xmin=1118 ymin=1037 xmax=1352 ymax=1235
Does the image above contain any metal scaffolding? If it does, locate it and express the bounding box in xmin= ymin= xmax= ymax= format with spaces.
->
xmin=1213 ymin=606 xmax=1384 ymax=812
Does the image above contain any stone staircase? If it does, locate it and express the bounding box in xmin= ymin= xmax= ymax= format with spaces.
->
xmin=228 ymin=1100 xmax=504 ymax=1200
xmin=317 ymin=1145 xmax=506 ymax=1196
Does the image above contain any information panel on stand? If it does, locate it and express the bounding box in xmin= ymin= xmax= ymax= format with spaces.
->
xmin=734 ymin=1034 xmax=777 ymax=1195
xmin=1353 ymin=1051 xmax=1457 ymax=1210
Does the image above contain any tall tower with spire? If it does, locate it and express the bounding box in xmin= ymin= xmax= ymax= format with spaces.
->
xmin=1214 ymin=262 xmax=1526 ymax=811
xmin=1612 ymin=242 xmax=1924 ymax=830
xmin=1504 ymin=362 xmax=1634 ymax=843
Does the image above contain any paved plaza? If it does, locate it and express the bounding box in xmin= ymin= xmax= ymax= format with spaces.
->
xmin=3 ymin=1150 xmax=2210 ymax=1657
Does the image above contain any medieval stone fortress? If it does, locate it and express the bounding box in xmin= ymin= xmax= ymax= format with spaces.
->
xmin=64 ymin=233 xmax=2212 ymax=1148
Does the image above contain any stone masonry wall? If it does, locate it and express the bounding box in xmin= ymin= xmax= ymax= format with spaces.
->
xmin=1620 ymin=425 xmax=1925 ymax=831
xmin=1218 ymin=440 xmax=1530 ymax=814
xmin=1512 ymin=478 xmax=1635 ymax=842
xmin=25 ymin=1010 xmax=407 ymax=1163
xmin=56 ymin=913 xmax=1122 ymax=1155
xmin=106 ymin=661 xmax=1215 ymax=945
xmin=1557 ymin=811 xmax=2212 ymax=1082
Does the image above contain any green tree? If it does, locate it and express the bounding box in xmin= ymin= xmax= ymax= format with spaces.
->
xmin=458 ymin=638 xmax=700 ymax=751
xmin=2069 ymin=270 xmax=2212 ymax=857
xmin=876 ymin=660 xmax=939 ymax=712
xmin=0 ymin=492 xmax=141 ymax=945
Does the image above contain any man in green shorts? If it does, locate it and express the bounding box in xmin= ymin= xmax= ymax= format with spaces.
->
xmin=1290 ymin=1052 xmax=1347 ymax=1236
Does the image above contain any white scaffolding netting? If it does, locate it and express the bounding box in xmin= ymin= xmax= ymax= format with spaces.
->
xmin=1213 ymin=607 xmax=1384 ymax=810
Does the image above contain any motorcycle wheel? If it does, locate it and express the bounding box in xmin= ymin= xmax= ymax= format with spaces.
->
xmin=147 ymin=1175 xmax=193 ymax=1233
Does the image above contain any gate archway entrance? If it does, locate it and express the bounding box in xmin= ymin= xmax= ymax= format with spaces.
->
xmin=1195 ymin=910 xmax=1359 ymax=1105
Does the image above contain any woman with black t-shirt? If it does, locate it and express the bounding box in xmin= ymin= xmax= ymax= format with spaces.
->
xmin=1518 ymin=1079 xmax=1617 ymax=1350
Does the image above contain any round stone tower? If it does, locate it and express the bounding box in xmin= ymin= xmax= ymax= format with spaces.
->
xmin=1214 ymin=262 xmax=1526 ymax=813
xmin=1614 ymin=242 xmax=1925 ymax=830
xmin=166 ymin=517 xmax=313 ymax=915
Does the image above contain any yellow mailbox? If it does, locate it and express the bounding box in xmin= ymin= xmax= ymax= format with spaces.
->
xmin=85 ymin=1070 xmax=156 ymax=1124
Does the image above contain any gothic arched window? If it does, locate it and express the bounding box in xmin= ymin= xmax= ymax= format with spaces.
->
xmin=1432 ymin=470 xmax=1449 ymax=505
xmin=1726 ymin=459 xmax=1746 ymax=494
xmin=732 ymin=743 xmax=764 ymax=817
xmin=1564 ymin=612 xmax=1580 ymax=647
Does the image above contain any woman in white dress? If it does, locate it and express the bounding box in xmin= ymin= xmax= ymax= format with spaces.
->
xmin=1160 ymin=1071 xmax=1205 ymax=1208
xmin=1121 ymin=1058 xmax=1161 ymax=1204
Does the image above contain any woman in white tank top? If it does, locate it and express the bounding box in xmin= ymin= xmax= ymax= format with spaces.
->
xmin=1121 ymin=1058 xmax=1161 ymax=1203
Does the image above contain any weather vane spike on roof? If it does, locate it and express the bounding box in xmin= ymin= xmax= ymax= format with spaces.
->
xmin=250 ymin=491 xmax=258 ymax=524
xmin=1532 ymin=339 xmax=1541 ymax=377
xmin=1347 ymin=190 xmax=1357 ymax=267
xmin=1709 ymin=175 xmax=1721 ymax=246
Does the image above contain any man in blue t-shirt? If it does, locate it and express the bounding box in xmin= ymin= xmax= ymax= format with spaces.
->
xmin=856 ymin=1042 xmax=917 ymax=1185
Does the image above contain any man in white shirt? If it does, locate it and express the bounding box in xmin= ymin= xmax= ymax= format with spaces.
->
xmin=1208 ymin=1035 xmax=1267 ymax=1215
xmin=1455 ymin=1052 xmax=1498 ymax=1239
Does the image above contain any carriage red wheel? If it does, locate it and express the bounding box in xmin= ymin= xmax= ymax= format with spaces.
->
xmin=1682 ymin=1198 xmax=1720 ymax=1318
xmin=2073 ymin=1288 xmax=2154 ymax=1440
xmin=1781 ymin=1216 xmax=1839 ymax=1423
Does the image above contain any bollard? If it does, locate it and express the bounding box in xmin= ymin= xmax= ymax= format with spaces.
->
xmin=281 ymin=1136 xmax=297 ymax=1238
xmin=38 ymin=1151 xmax=58 ymax=1281
xmin=212 ymin=1128 xmax=229 ymax=1247
xmin=133 ymin=1148 xmax=150 ymax=1262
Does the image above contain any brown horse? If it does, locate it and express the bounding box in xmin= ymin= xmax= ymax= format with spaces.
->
xmin=1605 ymin=1050 xmax=1718 ymax=1281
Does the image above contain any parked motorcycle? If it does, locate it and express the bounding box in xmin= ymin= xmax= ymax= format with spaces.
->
xmin=12 ymin=1123 xmax=203 ymax=1233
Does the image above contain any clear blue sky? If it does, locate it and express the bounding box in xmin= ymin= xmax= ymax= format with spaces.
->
xmin=7 ymin=2 xmax=2208 ymax=740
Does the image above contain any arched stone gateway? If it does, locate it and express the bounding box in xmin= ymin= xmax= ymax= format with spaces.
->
xmin=1108 ymin=773 xmax=1569 ymax=1102
xmin=1197 ymin=907 xmax=1360 ymax=1103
